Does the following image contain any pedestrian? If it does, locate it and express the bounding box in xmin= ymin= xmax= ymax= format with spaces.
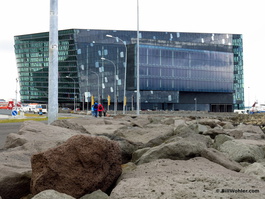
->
xmin=91 ymin=105 xmax=95 ymax=116
xmin=98 ymin=103 xmax=104 ymax=117
xmin=103 ymin=109 xmax=107 ymax=117
xmin=93 ymin=102 xmax=98 ymax=117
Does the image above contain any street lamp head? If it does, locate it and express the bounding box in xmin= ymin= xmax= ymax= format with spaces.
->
xmin=106 ymin=34 xmax=113 ymax=38
xmin=101 ymin=57 xmax=106 ymax=60
xmin=66 ymin=76 xmax=70 ymax=78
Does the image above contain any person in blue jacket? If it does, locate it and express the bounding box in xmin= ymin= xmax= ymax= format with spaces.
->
xmin=91 ymin=105 xmax=95 ymax=116
xmin=93 ymin=102 xmax=98 ymax=117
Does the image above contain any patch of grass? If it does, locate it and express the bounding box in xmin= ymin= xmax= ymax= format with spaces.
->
xmin=24 ymin=113 xmax=39 ymax=117
xmin=0 ymin=116 xmax=74 ymax=123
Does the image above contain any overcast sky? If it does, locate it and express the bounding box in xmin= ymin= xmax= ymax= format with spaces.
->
xmin=0 ymin=0 xmax=264 ymax=106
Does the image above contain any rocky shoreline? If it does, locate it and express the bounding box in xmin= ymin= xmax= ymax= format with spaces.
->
xmin=1 ymin=113 xmax=265 ymax=198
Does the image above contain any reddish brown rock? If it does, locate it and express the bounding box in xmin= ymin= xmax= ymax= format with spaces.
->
xmin=30 ymin=135 xmax=122 ymax=198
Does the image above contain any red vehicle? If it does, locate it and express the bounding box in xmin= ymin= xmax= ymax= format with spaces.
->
xmin=0 ymin=101 xmax=14 ymax=110
xmin=0 ymin=101 xmax=21 ymax=110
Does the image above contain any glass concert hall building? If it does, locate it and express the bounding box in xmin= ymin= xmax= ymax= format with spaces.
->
xmin=14 ymin=29 xmax=244 ymax=112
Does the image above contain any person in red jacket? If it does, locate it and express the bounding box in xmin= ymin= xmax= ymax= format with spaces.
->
xmin=98 ymin=103 xmax=104 ymax=117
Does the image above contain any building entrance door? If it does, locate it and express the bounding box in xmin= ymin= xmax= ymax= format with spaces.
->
xmin=210 ymin=104 xmax=233 ymax=112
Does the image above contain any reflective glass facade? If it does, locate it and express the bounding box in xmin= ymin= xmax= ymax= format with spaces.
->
xmin=138 ymin=45 xmax=233 ymax=92
xmin=14 ymin=29 xmax=243 ymax=111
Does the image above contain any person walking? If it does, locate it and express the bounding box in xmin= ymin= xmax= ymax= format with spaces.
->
xmin=93 ymin=102 xmax=98 ymax=117
xmin=91 ymin=105 xmax=95 ymax=116
xmin=98 ymin=103 xmax=104 ymax=117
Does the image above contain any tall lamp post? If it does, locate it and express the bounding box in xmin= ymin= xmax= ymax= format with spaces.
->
xmin=106 ymin=34 xmax=127 ymax=114
xmin=194 ymin=97 xmax=198 ymax=124
xmin=15 ymin=78 xmax=18 ymax=110
xmin=89 ymin=70 xmax=100 ymax=102
xmin=48 ymin=0 xmax=58 ymax=124
xmin=101 ymin=57 xmax=117 ymax=115
xmin=66 ymin=76 xmax=76 ymax=112
xmin=136 ymin=0 xmax=140 ymax=115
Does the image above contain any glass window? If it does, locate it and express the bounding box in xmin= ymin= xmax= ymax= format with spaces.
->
xmin=139 ymin=44 xmax=233 ymax=92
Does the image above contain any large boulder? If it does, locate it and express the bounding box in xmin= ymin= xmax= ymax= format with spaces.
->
xmin=31 ymin=135 xmax=122 ymax=198
xmin=219 ymin=140 xmax=265 ymax=163
xmin=110 ymin=158 xmax=265 ymax=198
xmin=133 ymin=137 xmax=206 ymax=165
xmin=4 ymin=120 xmax=84 ymax=151
xmin=0 ymin=121 xmax=82 ymax=199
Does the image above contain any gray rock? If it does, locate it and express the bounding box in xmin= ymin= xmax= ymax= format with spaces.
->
xmin=114 ymin=124 xmax=174 ymax=146
xmin=194 ymin=124 xmax=209 ymax=134
xmin=148 ymin=116 xmax=164 ymax=124
xmin=173 ymin=130 xmax=213 ymax=148
xmin=213 ymin=134 xmax=234 ymax=150
xmin=224 ymin=129 xmax=243 ymax=139
xmin=4 ymin=120 xmax=81 ymax=151
xmin=235 ymin=123 xmax=265 ymax=140
xmin=174 ymin=119 xmax=186 ymax=127
xmin=97 ymin=133 xmax=141 ymax=164
xmin=0 ymin=169 xmax=31 ymax=199
xmin=220 ymin=140 xmax=265 ymax=163
xmin=201 ymin=148 xmax=242 ymax=171
xmin=222 ymin=121 xmax=235 ymax=129
xmin=142 ymin=129 xmax=175 ymax=148
xmin=117 ymin=138 xmax=140 ymax=164
xmin=202 ymin=128 xmax=226 ymax=139
xmin=197 ymin=118 xmax=221 ymax=128
xmin=131 ymin=147 xmax=151 ymax=163
xmin=134 ymin=137 xmax=206 ymax=165
xmin=51 ymin=119 xmax=90 ymax=134
xmin=241 ymin=162 xmax=265 ymax=181
xmin=242 ymin=132 xmax=264 ymax=140
xmin=236 ymin=123 xmax=264 ymax=134
xmin=161 ymin=118 xmax=175 ymax=125
xmin=174 ymin=124 xmax=195 ymax=135
xmin=80 ymin=190 xmax=109 ymax=199
xmin=31 ymin=190 xmax=75 ymax=199
xmin=235 ymin=139 xmax=265 ymax=154
xmin=110 ymin=158 xmax=265 ymax=199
